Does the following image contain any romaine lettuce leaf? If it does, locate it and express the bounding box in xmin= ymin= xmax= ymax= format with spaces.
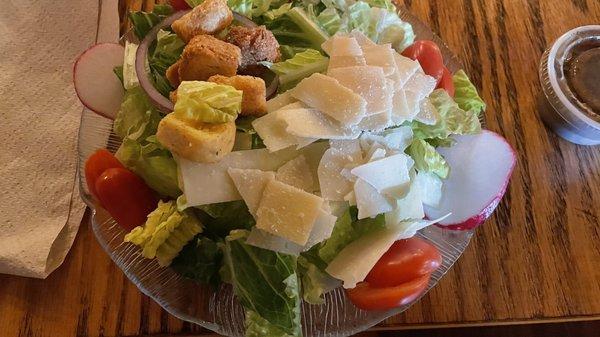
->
xmin=173 ymin=81 xmax=242 ymax=124
xmin=125 ymin=200 xmax=203 ymax=266
xmin=113 ymin=87 xmax=181 ymax=197
xmin=149 ymin=30 xmax=185 ymax=97
xmin=267 ymin=6 xmax=330 ymax=51
xmin=129 ymin=4 xmax=174 ymax=39
xmin=297 ymin=254 xmax=340 ymax=304
xmin=196 ymin=201 xmax=256 ymax=239
xmin=268 ymin=49 xmax=329 ymax=91
xmin=116 ymin=136 xmax=181 ymax=197
xmin=406 ymin=139 xmax=450 ymax=179
xmin=318 ymin=206 xmax=386 ymax=263
xmin=222 ymin=230 xmax=302 ymax=337
xmin=340 ymin=2 xmax=414 ymax=52
xmin=123 ymin=41 xmax=140 ymax=90
xmin=410 ymin=89 xmax=481 ymax=141
xmin=171 ymin=236 xmax=223 ymax=286
xmin=453 ymin=70 xmax=486 ymax=116
xmin=245 ymin=310 xmax=295 ymax=337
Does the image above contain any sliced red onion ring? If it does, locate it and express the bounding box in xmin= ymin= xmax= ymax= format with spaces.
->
xmin=135 ymin=10 xmax=278 ymax=113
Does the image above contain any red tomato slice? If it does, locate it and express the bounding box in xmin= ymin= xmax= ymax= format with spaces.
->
xmin=437 ymin=67 xmax=455 ymax=97
xmin=346 ymin=275 xmax=431 ymax=311
xmin=84 ymin=149 xmax=125 ymax=198
xmin=365 ymin=237 xmax=442 ymax=288
xmin=169 ymin=0 xmax=191 ymax=10
xmin=95 ymin=168 xmax=158 ymax=231
xmin=401 ymin=40 xmax=445 ymax=82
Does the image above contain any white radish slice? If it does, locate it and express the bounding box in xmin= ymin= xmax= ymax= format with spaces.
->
xmin=73 ymin=43 xmax=125 ymax=119
xmin=425 ymin=130 xmax=516 ymax=230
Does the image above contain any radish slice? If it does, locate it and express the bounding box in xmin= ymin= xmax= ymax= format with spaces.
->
xmin=425 ymin=130 xmax=516 ymax=230
xmin=73 ymin=43 xmax=125 ymax=119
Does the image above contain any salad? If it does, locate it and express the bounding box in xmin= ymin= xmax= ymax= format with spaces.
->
xmin=74 ymin=0 xmax=516 ymax=336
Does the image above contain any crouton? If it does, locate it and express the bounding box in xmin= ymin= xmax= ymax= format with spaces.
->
xmin=225 ymin=26 xmax=280 ymax=69
xmin=208 ymin=75 xmax=267 ymax=116
xmin=178 ymin=35 xmax=241 ymax=82
xmin=171 ymin=0 xmax=233 ymax=43
xmin=157 ymin=113 xmax=236 ymax=163
xmin=166 ymin=60 xmax=182 ymax=87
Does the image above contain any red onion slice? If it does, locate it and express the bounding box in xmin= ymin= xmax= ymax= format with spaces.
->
xmin=135 ymin=10 xmax=278 ymax=113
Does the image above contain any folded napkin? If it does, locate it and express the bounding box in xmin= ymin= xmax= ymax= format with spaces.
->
xmin=0 ymin=0 xmax=119 ymax=278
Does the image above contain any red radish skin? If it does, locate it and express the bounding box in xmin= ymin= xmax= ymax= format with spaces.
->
xmin=425 ymin=130 xmax=516 ymax=230
xmin=73 ymin=43 xmax=125 ymax=119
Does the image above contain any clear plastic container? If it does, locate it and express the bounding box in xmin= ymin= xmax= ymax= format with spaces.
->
xmin=539 ymin=25 xmax=600 ymax=145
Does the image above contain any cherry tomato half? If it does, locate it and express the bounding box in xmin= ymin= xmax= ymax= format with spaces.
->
xmin=366 ymin=237 xmax=442 ymax=288
xmin=169 ymin=0 xmax=191 ymax=10
xmin=402 ymin=40 xmax=445 ymax=83
xmin=437 ymin=67 xmax=455 ymax=97
xmin=84 ymin=149 xmax=125 ymax=198
xmin=95 ymin=168 xmax=158 ymax=231
xmin=346 ymin=275 xmax=431 ymax=311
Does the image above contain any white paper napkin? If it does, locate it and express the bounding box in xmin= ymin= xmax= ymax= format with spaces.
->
xmin=0 ymin=0 xmax=119 ymax=278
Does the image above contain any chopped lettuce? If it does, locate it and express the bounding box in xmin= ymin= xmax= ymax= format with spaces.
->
xmin=113 ymin=87 xmax=180 ymax=197
xmin=116 ymin=136 xmax=181 ymax=197
xmin=268 ymin=49 xmax=329 ymax=91
xmin=173 ymin=81 xmax=242 ymax=124
xmin=267 ymin=6 xmax=330 ymax=51
xmin=406 ymin=139 xmax=450 ymax=179
xmin=339 ymin=2 xmax=414 ymax=52
xmin=410 ymin=89 xmax=481 ymax=141
xmin=123 ymin=41 xmax=140 ymax=90
xmin=316 ymin=7 xmax=341 ymax=35
xmin=297 ymin=254 xmax=339 ymax=304
xmin=125 ymin=200 xmax=203 ymax=266
xmin=453 ymin=70 xmax=486 ymax=116
xmin=149 ymin=30 xmax=185 ymax=97
xmin=171 ymin=236 xmax=223 ymax=287
xmin=318 ymin=206 xmax=386 ymax=263
xmin=262 ymin=3 xmax=293 ymax=21
xmin=196 ymin=201 xmax=256 ymax=239
xmin=222 ymin=230 xmax=302 ymax=337
xmin=129 ymin=4 xmax=174 ymax=39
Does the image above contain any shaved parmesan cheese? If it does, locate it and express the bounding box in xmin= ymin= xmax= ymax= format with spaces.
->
xmin=354 ymin=178 xmax=394 ymax=219
xmin=329 ymin=36 xmax=363 ymax=57
xmin=351 ymin=153 xmax=412 ymax=198
xmin=350 ymin=30 xmax=376 ymax=48
xmin=405 ymin=72 xmax=437 ymax=102
xmin=280 ymin=101 xmax=307 ymax=110
xmin=356 ymin=110 xmax=391 ymax=131
xmin=365 ymin=145 xmax=386 ymax=162
xmin=325 ymin=223 xmax=405 ymax=288
xmin=304 ymin=209 xmax=337 ymax=248
xmin=362 ymin=44 xmax=396 ymax=76
xmin=246 ymin=228 xmax=304 ymax=255
xmin=414 ymin=171 xmax=443 ymax=207
xmin=178 ymin=143 xmax=327 ymax=206
xmin=361 ymin=126 xmax=413 ymax=153
xmin=414 ymin=98 xmax=439 ymax=125
xmin=228 ymin=168 xmax=275 ymax=215
xmin=403 ymin=89 xmax=421 ymax=119
xmin=291 ymin=73 xmax=367 ymax=126
xmin=327 ymin=55 xmax=367 ymax=71
xmin=266 ymin=91 xmax=295 ymax=113
xmin=278 ymin=108 xmax=362 ymax=140
xmin=318 ymin=140 xmax=363 ymax=201
xmin=328 ymin=66 xmax=391 ymax=115
xmin=344 ymin=190 xmax=356 ymax=206
xmin=393 ymin=53 xmax=421 ymax=87
xmin=276 ymin=155 xmax=315 ymax=192
xmin=255 ymin=179 xmax=324 ymax=245
xmin=296 ymin=137 xmax=318 ymax=149
xmin=391 ymin=89 xmax=414 ymax=124
xmin=252 ymin=110 xmax=298 ymax=152
xmin=326 ymin=215 xmax=450 ymax=288
xmin=385 ymin=179 xmax=424 ymax=224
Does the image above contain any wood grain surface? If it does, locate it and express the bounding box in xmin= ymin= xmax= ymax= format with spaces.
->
xmin=1 ymin=0 xmax=600 ymax=336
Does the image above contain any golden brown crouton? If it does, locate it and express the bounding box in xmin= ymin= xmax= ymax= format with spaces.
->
xmin=166 ymin=60 xmax=181 ymax=87
xmin=169 ymin=90 xmax=178 ymax=103
xmin=178 ymin=35 xmax=241 ymax=82
xmin=208 ymin=75 xmax=267 ymax=116
xmin=171 ymin=0 xmax=233 ymax=43
xmin=157 ymin=113 xmax=236 ymax=163
xmin=225 ymin=26 xmax=280 ymax=69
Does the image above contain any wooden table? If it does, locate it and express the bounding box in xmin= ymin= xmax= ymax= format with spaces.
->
xmin=2 ymin=0 xmax=600 ymax=336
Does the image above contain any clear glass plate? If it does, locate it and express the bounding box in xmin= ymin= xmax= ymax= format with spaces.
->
xmin=77 ymin=9 xmax=475 ymax=337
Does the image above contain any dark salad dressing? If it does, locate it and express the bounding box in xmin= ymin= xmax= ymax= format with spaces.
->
xmin=565 ymin=38 xmax=600 ymax=116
